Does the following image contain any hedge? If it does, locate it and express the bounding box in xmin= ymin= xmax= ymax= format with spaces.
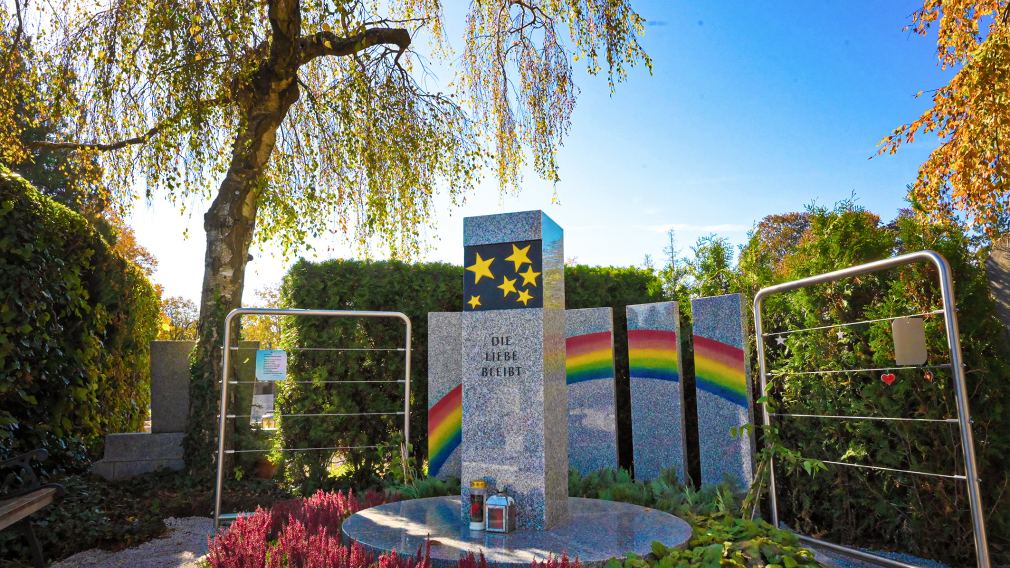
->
xmin=0 ymin=166 xmax=159 ymax=470
xmin=736 ymin=206 xmax=1010 ymax=564
xmin=269 ymin=259 xmax=661 ymax=491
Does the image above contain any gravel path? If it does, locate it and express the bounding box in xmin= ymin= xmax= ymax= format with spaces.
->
xmin=52 ymin=517 xmax=213 ymax=568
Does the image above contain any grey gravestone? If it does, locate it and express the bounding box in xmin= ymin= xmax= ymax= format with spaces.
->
xmin=150 ymin=341 xmax=196 ymax=433
xmin=428 ymin=312 xmax=462 ymax=479
xmin=987 ymin=235 xmax=1010 ymax=343
xmin=690 ymin=294 xmax=754 ymax=488
xmin=565 ymin=307 xmax=619 ymax=474
xmin=626 ymin=301 xmax=686 ymax=482
xmin=460 ymin=210 xmax=568 ymax=530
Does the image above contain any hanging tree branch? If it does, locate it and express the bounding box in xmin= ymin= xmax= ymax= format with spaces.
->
xmin=25 ymin=96 xmax=228 ymax=152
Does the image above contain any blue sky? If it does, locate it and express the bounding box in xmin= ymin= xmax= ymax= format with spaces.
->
xmin=130 ymin=1 xmax=951 ymax=304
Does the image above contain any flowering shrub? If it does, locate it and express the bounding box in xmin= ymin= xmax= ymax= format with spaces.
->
xmin=207 ymin=489 xmax=581 ymax=568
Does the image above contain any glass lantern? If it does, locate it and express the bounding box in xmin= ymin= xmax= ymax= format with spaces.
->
xmin=484 ymin=491 xmax=516 ymax=533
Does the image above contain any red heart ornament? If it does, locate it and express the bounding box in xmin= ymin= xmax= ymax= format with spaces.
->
xmin=881 ymin=373 xmax=896 ymax=385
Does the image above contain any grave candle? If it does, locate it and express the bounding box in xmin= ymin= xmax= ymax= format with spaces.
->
xmin=468 ymin=479 xmax=487 ymax=530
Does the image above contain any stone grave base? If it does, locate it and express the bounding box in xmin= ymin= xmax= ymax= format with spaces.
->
xmin=91 ymin=432 xmax=184 ymax=481
xmin=342 ymin=496 xmax=692 ymax=568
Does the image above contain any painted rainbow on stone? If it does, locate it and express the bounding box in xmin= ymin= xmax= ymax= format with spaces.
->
xmin=628 ymin=329 xmax=679 ymax=381
xmin=427 ymin=383 xmax=461 ymax=477
xmin=566 ymin=331 xmax=614 ymax=384
xmin=693 ymin=336 xmax=747 ymax=407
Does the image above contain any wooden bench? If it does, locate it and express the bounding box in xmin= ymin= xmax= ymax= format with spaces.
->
xmin=1 ymin=449 xmax=64 ymax=568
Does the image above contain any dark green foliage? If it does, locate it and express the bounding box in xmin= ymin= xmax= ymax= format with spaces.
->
xmin=569 ymin=468 xmax=740 ymax=519
xmin=570 ymin=467 xmax=819 ymax=567
xmin=0 ymin=166 xmax=159 ymax=471
xmin=0 ymin=470 xmax=294 ymax=566
xmin=275 ymin=258 xmax=461 ymax=491
xmin=608 ymin=518 xmax=819 ymax=568
xmin=387 ymin=476 xmax=461 ymax=500
xmin=738 ymin=204 xmax=1010 ymax=564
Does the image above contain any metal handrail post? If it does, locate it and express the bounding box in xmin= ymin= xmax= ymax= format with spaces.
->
xmin=212 ymin=307 xmax=413 ymax=530
xmin=751 ymin=291 xmax=778 ymax=528
xmin=212 ymin=309 xmax=239 ymax=530
xmin=402 ymin=316 xmax=412 ymax=450
xmin=930 ymin=252 xmax=990 ymax=568
xmin=752 ymin=250 xmax=989 ymax=567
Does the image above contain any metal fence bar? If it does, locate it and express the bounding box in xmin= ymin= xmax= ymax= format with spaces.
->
xmin=753 ymin=250 xmax=990 ymax=567
xmin=797 ymin=535 xmax=924 ymax=568
xmin=225 ymin=411 xmax=404 ymax=419
xmin=227 ymin=380 xmax=406 ymax=385
xmin=769 ymin=363 xmax=952 ymax=377
xmin=763 ymin=309 xmax=944 ymax=337
xmin=818 ymin=459 xmax=967 ymax=480
xmin=225 ymin=445 xmax=378 ymax=454
xmin=227 ymin=346 xmax=406 ymax=352
xmin=213 ymin=307 xmax=412 ymax=530
xmin=770 ymin=412 xmax=959 ymax=424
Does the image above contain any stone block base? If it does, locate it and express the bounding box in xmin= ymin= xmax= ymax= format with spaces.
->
xmin=91 ymin=432 xmax=185 ymax=481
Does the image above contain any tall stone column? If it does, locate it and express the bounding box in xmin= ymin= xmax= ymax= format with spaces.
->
xmin=460 ymin=210 xmax=568 ymax=530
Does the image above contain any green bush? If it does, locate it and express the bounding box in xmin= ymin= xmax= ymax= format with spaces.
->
xmin=0 ymin=166 xmax=159 ymax=470
xmin=274 ymin=259 xmax=460 ymax=492
xmin=270 ymin=259 xmax=661 ymax=491
xmin=737 ymin=204 xmax=1010 ymax=564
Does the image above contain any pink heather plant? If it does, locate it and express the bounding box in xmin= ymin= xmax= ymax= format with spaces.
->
xmin=208 ymin=490 xmax=581 ymax=568
xmin=206 ymin=506 xmax=272 ymax=568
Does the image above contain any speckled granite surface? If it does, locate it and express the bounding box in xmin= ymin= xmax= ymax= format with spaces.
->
xmin=460 ymin=211 xmax=568 ymax=530
xmin=428 ymin=312 xmax=462 ymax=479
xmin=626 ymin=302 xmax=686 ymax=482
xmin=342 ymin=496 xmax=692 ymax=568
xmin=690 ymin=294 xmax=754 ymax=489
xmin=565 ymin=307 xmax=619 ymax=474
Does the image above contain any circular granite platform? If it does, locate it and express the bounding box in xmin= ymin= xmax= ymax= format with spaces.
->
xmin=342 ymin=496 xmax=692 ymax=567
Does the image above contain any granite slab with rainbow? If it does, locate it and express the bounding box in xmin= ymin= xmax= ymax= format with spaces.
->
xmin=691 ymin=293 xmax=753 ymax=488
xmin=427 ymin=312 xmax=463 ymax=480
xmin=626 ymin=301 xmax=687 ymax=482
xmin=565 ymin=307 xmax=619 ymax=474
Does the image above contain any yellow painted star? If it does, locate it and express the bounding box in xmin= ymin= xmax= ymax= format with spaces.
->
xmin=466 ymin=252 xmax=495 ymax=284
xmin=497 ymin=276 xmax=518 ymax=298
xmin=518 ymin=266 xmax=541 ymax=287
xmin=467 ymin=295 xmax=481 ymax=309
xmin=516 ymin=288 xmax=534 ymax=306
xmin=505 ymin=243 xmax=532 ymax=271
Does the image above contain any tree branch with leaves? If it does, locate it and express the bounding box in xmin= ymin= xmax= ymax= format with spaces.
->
xmin=1 ymin=0 xmax=651 ymax=474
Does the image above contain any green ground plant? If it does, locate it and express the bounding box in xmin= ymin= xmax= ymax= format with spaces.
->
xmin=570 ymin=467 xmax=820 ymax=567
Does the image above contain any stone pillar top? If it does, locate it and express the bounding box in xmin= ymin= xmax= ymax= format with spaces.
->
xmin=463 ymin=210 xmax=562 ymax=246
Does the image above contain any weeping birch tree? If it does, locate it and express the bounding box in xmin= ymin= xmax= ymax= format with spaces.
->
xmin=0 ymin=0 xmax=650 ymax=472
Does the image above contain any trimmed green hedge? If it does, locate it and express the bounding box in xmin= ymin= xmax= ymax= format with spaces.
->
xmin=272 ymin=259 xmax=661 ymax=490
xmin=737 ymin=206 xmax=1010 ymax=564
xmin=0 ymin=166 xmax=159 ymax=470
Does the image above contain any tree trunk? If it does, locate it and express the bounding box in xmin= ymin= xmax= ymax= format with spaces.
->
xmin=179 ymin=0 xmax=411 ymax=477
xmin=183 ymin=66 xmax=301 ymax=477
